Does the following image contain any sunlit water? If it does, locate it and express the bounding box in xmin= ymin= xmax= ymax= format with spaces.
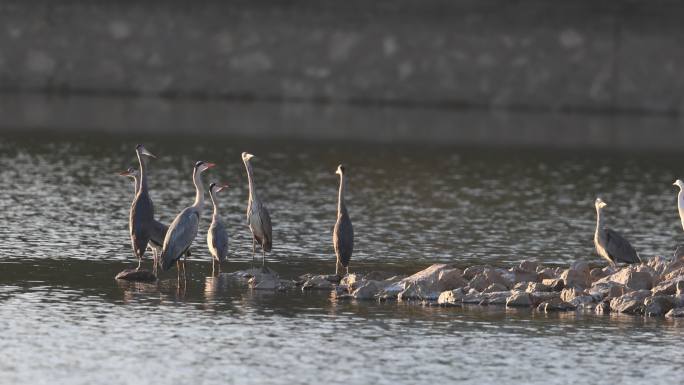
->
xmin=2 ymin=132 xmax=684 ymax=385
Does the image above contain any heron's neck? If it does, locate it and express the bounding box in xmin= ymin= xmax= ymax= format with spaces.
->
xmin=132 ymin=176 xmax=140 ymax=196
xmin=595 ymin=206 xmax=604 ymax=234
xmin=337 ymin=173 xmax=347 ymax=216
xmin=137 ymin=151 xmax=148 ymax=194
xmin=678 ymin=188 xmax=684 ymax=210
xmin=245 ymin=160 xmax=258 ymax=201
xmin=210 ymin=190 xmax=219 ymax=217
xmin=192 ymin=169 xmax=205 ymax=210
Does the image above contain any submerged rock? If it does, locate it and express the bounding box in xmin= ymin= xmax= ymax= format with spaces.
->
xmin=301 ymin=275 xmax=336 ymax=291
xmin=246 ymin=267 xmax=285 ymax=290
xmin=537 ymin=297 xmax=576 ymax=312
xmin=115 ymin=268 xmax=156 ymax=282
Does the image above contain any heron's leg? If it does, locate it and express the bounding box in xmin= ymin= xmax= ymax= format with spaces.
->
xmin=262 ymin=248 xmax=266 ymax=268
xmin=176 ymin=260 xmax=181 ymax=285
xmin=251 ymin=238 xmax=256 ymax=268
xmin=136 ymin=252 xmax=142 ymax=271
xmin=152 ymin=248 xmax=158 ymax=276
xmin=346 ymin=265 xmax=349 ymax=276
xmin=212 ymin=259 xmax=216 ymax=277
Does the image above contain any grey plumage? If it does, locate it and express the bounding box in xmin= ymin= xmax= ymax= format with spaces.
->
xmin=242 ymin=152 xmax=272 ymax=267
xmin=160 ymin=161 xmax=215 ymax=274
xmin=128 ymin=144 xmax=157 ymax=270
xmin=121 ymin=164 xmax=168 ymax=272
xmin=593 ymin=198 xmax=641 ymax=265
xmin=207 ymin=183 xmax=229 ymax=273
xmin=333 ymin=164 xmax=353 ymax=276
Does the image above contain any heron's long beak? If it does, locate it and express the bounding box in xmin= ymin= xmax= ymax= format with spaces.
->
xmin=205 ymin=162 xmax=216 ymax=169
xmin=216 ymin=184 xmax=229 ymax=193
xmin=140 ymin=147 xmax=157 ymax=159
xmin=118 ymin=170 xmax=131 ymax=176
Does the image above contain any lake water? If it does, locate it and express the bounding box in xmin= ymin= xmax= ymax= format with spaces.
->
xmin=1 ymin=132 xmax=684 ymax=385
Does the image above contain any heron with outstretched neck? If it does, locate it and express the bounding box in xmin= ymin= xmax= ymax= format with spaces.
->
xmin=333 ymin=164 xmax=353 ymax=277
xmin=160 ymin=161 xmax=215 ymax=283
xmin=593 ymin=197 xmax=640 ymax=266
xmin=119 ymin=166 xmax=169 ymax=274
xmin=242 ymin=152 xmax=272 ymax=268
xmin=207 ymin=182 xmax=229 ymax=275
xmin=129 ymin=144 xmax=158 ymax=270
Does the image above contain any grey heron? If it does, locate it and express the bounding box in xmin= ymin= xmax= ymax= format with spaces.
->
xmin=593 ymin=197 xmax=641 ymax=266
xmin=207 ymin=182 xmax=229 ymax=275
xmin=242 ymin=152 xmax=272 ymax=268
xmin=673 ymin=179 xmax=684 ymax=231
xmin=129 ymin=144 xmax=157 ymax=270
xmin=333 ymin=164 xmax=353 ymax=277
xmin=119 ymin=166 xmax=169 ymax=274
xmin=160 ymin=161 xmax=215 ymax=281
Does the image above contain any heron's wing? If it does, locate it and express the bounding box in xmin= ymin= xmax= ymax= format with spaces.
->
xmin=259 ymin=205 xmax=272 ymax=247
xmin=211 ymin=220 xmax=229 ymax=260
xmin=161 ymin=208 xmax=199 ymax=266
xmin=149 ymin=219 xmax=168 ymax=247
xmin=604 ymin=228 xmax=640 ymax=264
xmin=334 ymin=214 xmax=354 ymax=263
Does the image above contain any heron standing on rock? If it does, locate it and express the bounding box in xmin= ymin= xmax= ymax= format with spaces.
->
xmin=593 ymin=197 xmax=641 ymax=266
xmin=160 ymin=161 xmax=215 ymax=282
xmin=242 ymin=152 xmax=272 ymax=268
xmin=129 ymin=144 xmax=158 ymax=270
xmin=673 ymin=179 xmax=684 ymax=231
xmin=207 ymin=182 xmax=229 ymax=275
xmin=333 ymin=164 xmax=353 ymax=277
xmin=120 ymin=166 xmax=169 ymax=274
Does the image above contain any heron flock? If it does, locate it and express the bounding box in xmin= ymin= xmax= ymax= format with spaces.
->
xmin=118 ymin=144 xmax=684 ymax=285
xmin=119 ymin=145 xmax=352 ymax=283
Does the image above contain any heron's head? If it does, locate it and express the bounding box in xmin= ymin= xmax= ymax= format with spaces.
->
xmin=595 ymin=197 xmax=607 ymax=209
xmin=335 ymin=164 xmax=346 ymax=176
xmin=209 ymin=182 xmax=229 ymax=194
xmin=118 ymin=166 xmax=138 ymax=178
xmin=242 ymin=152 xmax=255 ymax=162
xmin=135 ymin=144 xmax=157 ymax=159
xmin=674 ymin=179 xmax=684 ymax=189
xmin=194 ymin=161 xmax=216 ymax=173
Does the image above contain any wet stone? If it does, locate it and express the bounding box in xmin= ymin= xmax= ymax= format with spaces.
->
xmin=537 ymin=297 xmax=576 ymax=312
xmin=115 ymin=268 xmax=156 ymax=282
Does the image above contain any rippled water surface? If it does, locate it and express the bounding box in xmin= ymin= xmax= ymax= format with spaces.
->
xmin=2 ymin=132 xmax=684 ymax=385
